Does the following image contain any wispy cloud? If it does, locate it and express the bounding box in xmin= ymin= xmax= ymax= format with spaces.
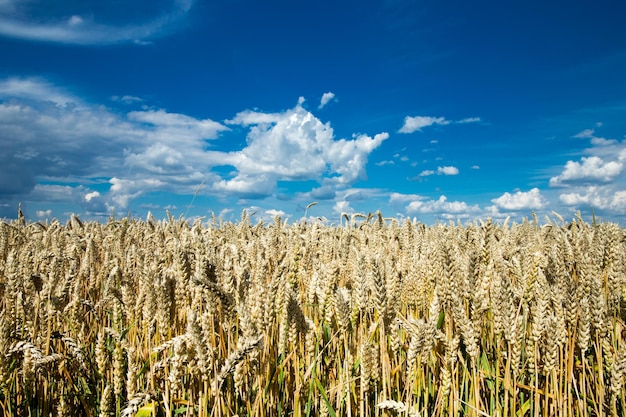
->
xmin=399 ymin=115 xmax=480 ymax=133
xmin=0 ymin=0 xmax=194 ymax=45
xmin=111 ymin=95 xmax=143 ymax=104
xmin=0 ymin=77 xmax=77 ymax=106
xmin=573 ymin=128 xmax=618 ymax=146
xmin=399 ymin=116 xmax=448 ymax=133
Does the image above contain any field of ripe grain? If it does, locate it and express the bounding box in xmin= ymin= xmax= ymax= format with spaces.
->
xmin=1 ymin=212 xmax=625 ymax=417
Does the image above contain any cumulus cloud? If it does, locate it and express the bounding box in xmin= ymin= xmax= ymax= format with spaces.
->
xmin=549 ymin=156 xmax=623 ymax=186
xmin=25 ymin=184 xmax=110 ymax=216
xmin=559 ymin=186 xmax=626 ymax=211
xmin=438 ymin=166 xmax=459 ymax=175
xmin=333 ymin=200 xmax=352 ymax=215
xmin=418 ymin=166 xmax=458 ymax=177
xmin=0 ymin=0 xmax=194 ymax=45
xmin=389 ymin=192 xmax=479 ymax=218
xmin=389 ymin=192 xmax=420 ymax=204
xmin=491 ymin=188 xmax=545 ymax=210
xmin=0 ymin=76 xmax=227 ymax=216
xmin=406 ymin=195 xmax=479 ymax=216
xmin=543 ymin=126 xmax=626 ymax=219
xmin=214 ymin=99 xmax=388 ymax=197
xmin=266 ymin=208 xmax=286 ymax=217
xmin=319 ymin=92 xmax=336 ymax=109
xmin=0 ymin=78 xmax=389 ymax=218
xmin=36 ymin=209 xmax=52 ymax=218
xmin=399 ymin=115 xmax=480 ymax=133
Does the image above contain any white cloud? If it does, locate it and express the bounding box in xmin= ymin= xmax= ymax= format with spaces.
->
xmin=36 ymin=209 xmax=52 ymax=218
xmin=129 ymin=109 xmax=227 ymax=142
xmin=112 ymin=95 xmax=143 ymax=104
xmin=545 ymin=127 xmax=626 ymax=218
xmin=591 ymin=137 xmax=618 ymax=146
xmin=559 ymin=191 xmax=593 ymax=206
xmin=375 ymin=160 xmax=394 ymax=166
xmin=212 ymin=174 xmax=276 ymax=198
xmin=390 ymin=192 xmax=479 ymax=218
xmin=559 ymin=186 xmax=626 ymax=211
xmin=333 ymin=200 xmax=352 ymax=215
xmin=459 ymin=117 xmax=481 ymax=124
xmin=389 ymin=192 xmax=422 ymax=204
xmin=611 ymin=191 xmax=626 ymax=210
xmin=265 ymin=209 xmax=287 ymax=218
xmin=406 ymin=195 xmax=480 ymax=215
xmin=319 ymin=92 xmax=335 ymax=109
xmin=574 ymin=128 xmax=595 ymax=139
xmin=67 ymin=15 xmax=84 ymax=27
xmin=573 ymin=128 xmax=617 ymax=146
xmin=1 ymin=78 xmax=390 ymax=216
xmin=399 ymin=116 xmax=448 ymax=133
xmin=438 ymin=166 xmax=459 ymax=175
xmin=491 ymin=188 xmax=545 ymax=210
xmin=0 ymin=77 xmax=77 ymax=107
xmin=85 ymin=191 xmax=101 ymax=202
xmin=325 ymin=133 xmax=390 ymax=184
xmin=109 ymin=177 xmax=168 ymax=209
xmin=398 ymin=115 xmax=481 ymax=133
xmin=418 ymin=166 xmax=458 ymax=176
xmin=0 ymin=0 xmax=194 ymax=45
xmin=549 ymin=156 xmax=623 ymax=186
xmin=216 ymin=99 xmax=388 ymax=196
xmin=0 ymin=76 xmax=229 ymax=213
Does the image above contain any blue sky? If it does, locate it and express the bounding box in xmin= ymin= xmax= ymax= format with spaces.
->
xmin=1 ymin=0 xmax=625 ymax=224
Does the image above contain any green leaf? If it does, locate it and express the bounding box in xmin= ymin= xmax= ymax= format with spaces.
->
xmin=437 ymin=310 xmax=445 ymax=330
xmin=518 ymin=398 xmax=532 ymax=416
xmin=314 ymin=377 xmax=337 ymax=417
xmin=134 ymin=402 xmax=156 ymax=417
xmin=174 ymin=405 xmax=188 ymax=415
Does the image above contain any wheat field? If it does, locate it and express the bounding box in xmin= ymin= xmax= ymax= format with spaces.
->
xmin=0 ymin=211 xmax=625 ymax=416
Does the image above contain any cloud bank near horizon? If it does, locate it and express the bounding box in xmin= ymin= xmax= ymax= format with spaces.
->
xmin=0 ymin=78 xmax=390 ymax=219
xmin=1 ymin=77 xmax=625 ymax=224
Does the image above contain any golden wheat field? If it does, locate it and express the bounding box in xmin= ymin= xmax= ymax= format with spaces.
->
xmin=0 ymin=211 xmax=625 ymax=417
